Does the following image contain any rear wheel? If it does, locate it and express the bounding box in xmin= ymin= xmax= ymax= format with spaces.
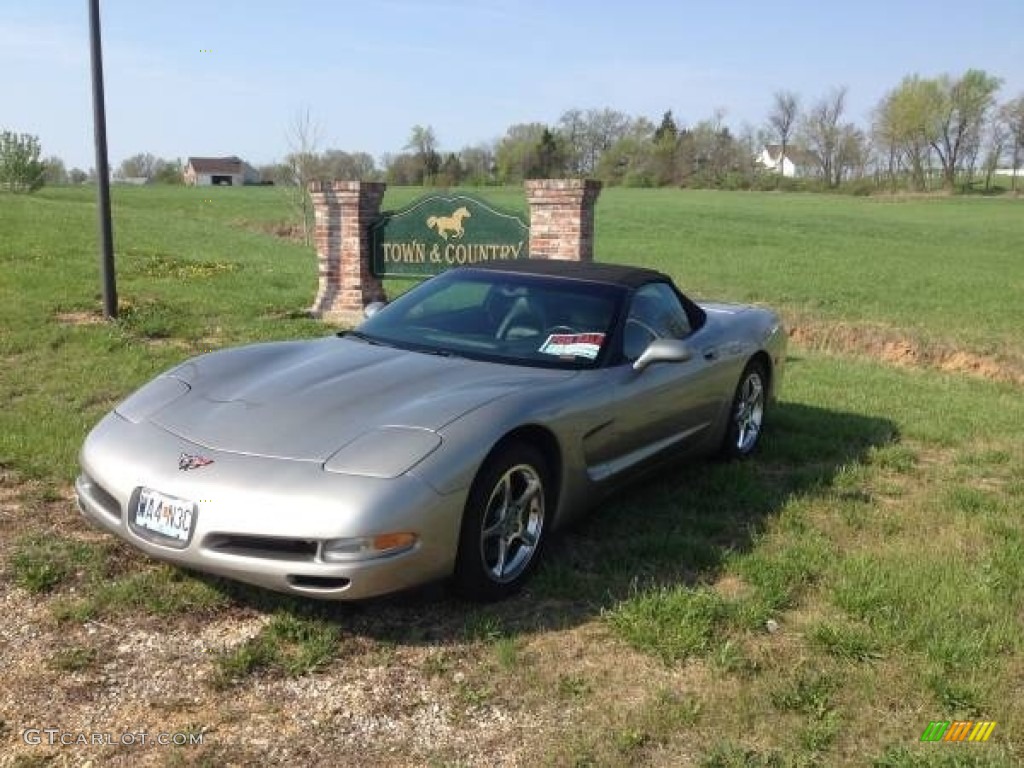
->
xmin=721 ymin=360 xmax=768 ymax=458
xmin=453 ymin=442 xmax=548 ymax=601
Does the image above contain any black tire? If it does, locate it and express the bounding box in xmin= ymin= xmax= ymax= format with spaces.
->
xmin=453 ymin=441 xmax=549 ymax=601
xmin=720 ymin=360 xmax=768 ymax=459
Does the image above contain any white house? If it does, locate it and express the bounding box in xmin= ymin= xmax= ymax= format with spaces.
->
xmin=756 ymin=145 xmax=818 ymax=178
xmin=184 ymin=156 xmax=260 ymax=186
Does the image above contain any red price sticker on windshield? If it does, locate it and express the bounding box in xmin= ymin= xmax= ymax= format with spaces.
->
xmin=539 ymin=332 xmax=605 ymax=360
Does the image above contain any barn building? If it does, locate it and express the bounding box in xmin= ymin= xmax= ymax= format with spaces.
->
xmin=184 ymin=157 xmax=260 ymax=186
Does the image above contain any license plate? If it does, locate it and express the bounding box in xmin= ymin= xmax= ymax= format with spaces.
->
xmin=133 ymin=488 xmax=196 ymax=544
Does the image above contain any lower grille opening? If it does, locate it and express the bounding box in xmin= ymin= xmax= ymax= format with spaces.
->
xmin=205 ymin=534 xmax=318 ymax=561
xmin=287 ymin=575 xmax=351 ymax=591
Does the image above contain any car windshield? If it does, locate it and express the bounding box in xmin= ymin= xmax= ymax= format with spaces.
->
xmin=353 ymin=269 xmax=625 ymax=369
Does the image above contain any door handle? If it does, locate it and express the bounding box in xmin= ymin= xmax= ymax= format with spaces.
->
xmin=702 ymin=348 xmax=718 ymax=361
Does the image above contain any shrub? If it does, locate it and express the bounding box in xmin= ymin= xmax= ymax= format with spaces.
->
xmin=0 ymin=130 xmax=46 ymax=193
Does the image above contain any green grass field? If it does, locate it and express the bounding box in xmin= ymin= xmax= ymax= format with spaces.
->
xmin=1 ymin=185 xmax=1022 ymax=765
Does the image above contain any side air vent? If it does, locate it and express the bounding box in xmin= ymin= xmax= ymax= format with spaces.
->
xmin=78 ymin=474 xmax=122 ymax=521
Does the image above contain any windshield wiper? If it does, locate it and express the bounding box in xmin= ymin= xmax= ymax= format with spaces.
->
xmin=416 ymin=347 xmax=463 ymax=358
xmin=342 ymin=331 xmax=463 ymax=358
xmin=340 ymin=330 xmax=395 ymax=347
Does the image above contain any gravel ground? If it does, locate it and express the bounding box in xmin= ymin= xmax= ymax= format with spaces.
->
xmin=1 ymin=483 xmax=688 ymax=767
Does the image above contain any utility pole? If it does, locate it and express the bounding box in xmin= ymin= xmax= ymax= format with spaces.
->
xmin=89 ymin=0 xmax=117 ymax=319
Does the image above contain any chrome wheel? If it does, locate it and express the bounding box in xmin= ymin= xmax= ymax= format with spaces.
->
xmin=733 ymin=369 xmax=765 ymax=454
xmin=720 ymin=360 xmax=768 ymax=459
xmin=479 ymin=463 xmax=544 ymax=583
xmin=454 ymin=441 xmax=549 ymax=600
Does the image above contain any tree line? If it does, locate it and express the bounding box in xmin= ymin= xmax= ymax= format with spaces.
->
xmin=372 ymin=69 xmax=1020 ymax=193
xmin=342 ymin=68 xmax=1021 ymax=193
xmin=215 ymin=68 xmax=1024 ymax=194
xmin=3 ymin=67 xmax=1022 ymax=196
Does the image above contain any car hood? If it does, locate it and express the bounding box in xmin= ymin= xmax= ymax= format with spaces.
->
xmin=151 ymin=337 xmax=574 ymax=462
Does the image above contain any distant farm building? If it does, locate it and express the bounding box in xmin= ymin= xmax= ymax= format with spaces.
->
xmin=184 ymin=157 xmax=260 ymax=186
xmin=756 ymin=145 xmax=818 ymax=178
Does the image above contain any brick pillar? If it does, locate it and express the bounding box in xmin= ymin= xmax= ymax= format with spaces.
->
xmin=309 ymin=180 xmax=387 ymax=324
xmin=524 ymin=179 xmax=602 ymax=261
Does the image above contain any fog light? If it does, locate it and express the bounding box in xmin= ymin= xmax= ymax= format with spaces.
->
xmin=321 ymin=532 xmax=417 ymax=562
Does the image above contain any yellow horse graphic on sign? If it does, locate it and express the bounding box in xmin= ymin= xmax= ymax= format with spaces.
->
xmin=426 ymin=206 xmax=471 ymax=240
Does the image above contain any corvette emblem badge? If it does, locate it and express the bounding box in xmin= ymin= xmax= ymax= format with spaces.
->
xmin=178 ymin=453 xmax=214 ymax=471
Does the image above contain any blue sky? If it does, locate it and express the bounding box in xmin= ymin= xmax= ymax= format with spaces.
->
xmin=3 ymin=0 xmax=1022 ymax=170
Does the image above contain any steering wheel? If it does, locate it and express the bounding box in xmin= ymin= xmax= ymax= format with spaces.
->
xmin=544 ymin=325 xmax=577 ymax=335
xmin=496 ymin=301 xmax=546 ymax=340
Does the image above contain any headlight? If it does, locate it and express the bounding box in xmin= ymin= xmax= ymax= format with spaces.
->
xmin=323 ymin=427 xmax=441 ymax=477
xmin=115 ymin=376 xmax=190 ymax=424
xmin=322 ymin=532 xmax=417 ymax=562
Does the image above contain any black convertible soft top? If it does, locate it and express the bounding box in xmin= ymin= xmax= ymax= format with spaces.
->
xmin=464 ymin=259 xmax=670 ymax=289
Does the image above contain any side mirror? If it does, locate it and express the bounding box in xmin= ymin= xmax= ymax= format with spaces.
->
xmin=632 ymin=338 xmax=693 ymax=371
xmin=363 ymin=301 xmax=387 ymax=319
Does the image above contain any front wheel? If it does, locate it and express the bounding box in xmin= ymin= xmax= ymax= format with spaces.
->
xmin=721 ymin=361 xmax=768 ymax=458
xmin=453 ymin=442 xmax=548 ymax=601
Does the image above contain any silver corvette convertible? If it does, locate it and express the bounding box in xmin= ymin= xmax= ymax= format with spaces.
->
xmin=77 ymin=260 xmax=786 ymax=601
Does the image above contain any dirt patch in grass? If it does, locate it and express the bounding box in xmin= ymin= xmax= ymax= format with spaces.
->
xmin=234 ymin=218 xmax=305 ymax=243
xmin=0 ymin=473 xmax=57 ymax=531
xmin=53 ymin=297 xmax=149 ymax=328
xmin=788 ymin=319 xmax=1024 ymax=385
xmin=0 ymin=486 xmax=576 ymax=765
xmin=53 ymin=310 xmax=108 ymax=327
xmin=712 ymin=574 xmax=752 ymax=601
xmin=0 ymin=580 xmax=571 ymax=765
xmin=935 ymin=349 xmax=1011 ymax=379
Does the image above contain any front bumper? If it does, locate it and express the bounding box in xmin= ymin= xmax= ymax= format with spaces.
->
xmin=76 ymin=413 xmax=465 ymax=600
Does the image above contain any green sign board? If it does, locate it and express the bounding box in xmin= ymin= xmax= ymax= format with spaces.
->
xmin=370 ymin=194 xmax=529 ymax=278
